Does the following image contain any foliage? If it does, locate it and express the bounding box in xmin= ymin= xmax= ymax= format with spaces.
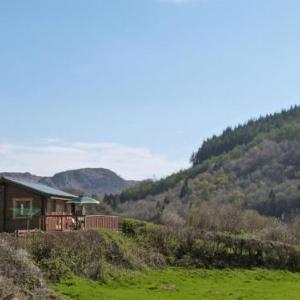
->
xmin=122 ymin=218 xmax=157 ymax=236
xmin=121 ymin=138 xmax=300 ymax=233
xmin=3 ymin=220 xmax=300 ymax=298
xmin=191 ymin=105 xmax=300 ymax=165
xmin=106 ymin=106 xmax=300 ymax=209
xmin=18 ymin=230 xmax=149 ymax=283
xmin=40 ymin=257 xmax=72 ymax=283
xmin=0 ymin=234 xmax=58 ymax=299
xmin=121 ymin=223 xmax=300 ymax=271
xmin=104 ymin=162 xmax=210 ymax=206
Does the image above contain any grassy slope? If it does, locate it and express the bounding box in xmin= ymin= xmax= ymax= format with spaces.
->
xmin=55 ymin=268 xmax=300 ymax=300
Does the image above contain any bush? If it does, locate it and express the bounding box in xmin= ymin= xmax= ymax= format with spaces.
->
xmin=121 ymin=218 xmax=153 ymax=236
xmin=122 ymin=222 xmax=300 ymax=271
xmin=40 ymin=257 xmax=71 ymax=283
xmin=0 ymin=235 xmax=58 ymax=299
xmin=20 ymin=229 xmax=162 ymax=283
xmin=4 ymin=221 xmax=300 ymax=291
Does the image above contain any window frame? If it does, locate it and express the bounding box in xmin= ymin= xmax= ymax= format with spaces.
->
xmin=13 ymin=198 xmax=33 ymax=219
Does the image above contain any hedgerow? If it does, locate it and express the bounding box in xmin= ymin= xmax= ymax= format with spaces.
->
xmin=1 ymin=219 xmax=300 ymax=299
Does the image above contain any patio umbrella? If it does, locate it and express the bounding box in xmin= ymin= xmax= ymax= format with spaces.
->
xmin=67 ymin=196 xmax=100 ymax=216
xmin=66 ymin=196 xmax=100 ymax=205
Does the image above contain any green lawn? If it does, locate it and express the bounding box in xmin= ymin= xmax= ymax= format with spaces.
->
xmin=55 ymin=268 xmax=300 ymax=300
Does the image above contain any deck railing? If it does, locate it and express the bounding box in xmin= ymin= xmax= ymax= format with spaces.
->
xmin=44 ymin=214 xmax=119 ymax=231
xmin=85 ymin=215 xmax=119 ymax=230
xmin=45 ymin=213 xmax=74 ymax=231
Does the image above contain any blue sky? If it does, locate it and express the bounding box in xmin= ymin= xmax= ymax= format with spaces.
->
xmin=0 ymin=0 xmax=299 ymax=179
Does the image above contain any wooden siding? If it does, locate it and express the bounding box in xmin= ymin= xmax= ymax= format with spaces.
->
xmin=0 ymin=183 xmax=43 ymax=232
xmin=46 ymin=198 xmax=71 ymax=215
xmin=0 ymin=181 xmax=118 ymax=232
xmin=0 ymin=182 xmax=72 ymax=232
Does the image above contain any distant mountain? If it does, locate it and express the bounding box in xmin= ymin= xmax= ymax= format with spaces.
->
xmin=0 ymin=168 xmax=138 ymax=197
xmin=0 ymin=172 xmax=42 ymax=183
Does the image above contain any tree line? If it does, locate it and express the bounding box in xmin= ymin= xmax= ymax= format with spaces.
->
xmin=191 ymin=105 xmax=300 ymax=165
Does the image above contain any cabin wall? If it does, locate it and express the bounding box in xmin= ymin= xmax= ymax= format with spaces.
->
xmin=46 ymin=198 xmax=72 ymax=214
xmin=1 ymin=183 xmax=43 ymax=232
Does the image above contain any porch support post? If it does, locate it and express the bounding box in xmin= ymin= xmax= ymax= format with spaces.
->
xmin=2 ymin=183 xmax=7 ymax=232
xmin=41 ymin=196 xmax=47 ymax=231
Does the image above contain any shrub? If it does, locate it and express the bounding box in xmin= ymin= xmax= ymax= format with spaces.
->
xmin=121 ymin=218 xmax=153 ymax=236
xmin=40 ymin=257 xmax=71 ymax=283
xmin=0 ymin=235 xmax=58 ymax=299
xmin=4 ymin=221 xmax=300 ymax=291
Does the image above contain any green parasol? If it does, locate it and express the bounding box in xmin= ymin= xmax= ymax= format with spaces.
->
xmin=66 ymin=196 xmax=100 ymax=205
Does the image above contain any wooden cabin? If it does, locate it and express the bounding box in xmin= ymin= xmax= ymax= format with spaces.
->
xmin=0 ymin=176 xmax=118 ymax=233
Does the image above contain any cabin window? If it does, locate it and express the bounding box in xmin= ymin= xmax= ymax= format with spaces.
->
xmin=13 ymin=199 xmax=32 ymax=219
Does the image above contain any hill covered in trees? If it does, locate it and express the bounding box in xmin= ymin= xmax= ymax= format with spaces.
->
xmin=105 ymin=106 xmax=300 ymax=207
xmin=190 ymin=105 xmax=300 ymax=166
xmin=105 ymin=105 xmax=300 ymax=233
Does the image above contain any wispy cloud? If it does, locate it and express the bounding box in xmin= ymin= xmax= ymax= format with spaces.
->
xmin=42 ymin=138 xmax=62 ymax=144
xmin=0 ymin=141 xmax=188 ymax=180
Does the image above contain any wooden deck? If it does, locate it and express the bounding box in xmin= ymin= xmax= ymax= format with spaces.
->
xmin=85 ymin=215 xmax=118 ymax=230
xmin=44 ymin=214 xmax=119 ymax=231
xmin=45 ymin=213 xmax=74 ymax=231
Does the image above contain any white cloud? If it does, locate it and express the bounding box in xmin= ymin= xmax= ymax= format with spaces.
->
xmin=0 ymin=141 xmax=188 ymax=180
xmin=42 ymin=138 xmax=62 ymax=144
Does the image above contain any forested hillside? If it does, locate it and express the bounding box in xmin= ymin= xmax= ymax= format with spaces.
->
xmin=105 ymin=106 xmax=300 ymax=232
xmin=191 ymin=105 xmax=300 ymax=165
xmin=105 ymin=106 xmax=300 ymax=207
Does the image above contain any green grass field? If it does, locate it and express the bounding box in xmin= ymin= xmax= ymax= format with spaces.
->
xmin=55 ymin=268 xmax=300 ymax=300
